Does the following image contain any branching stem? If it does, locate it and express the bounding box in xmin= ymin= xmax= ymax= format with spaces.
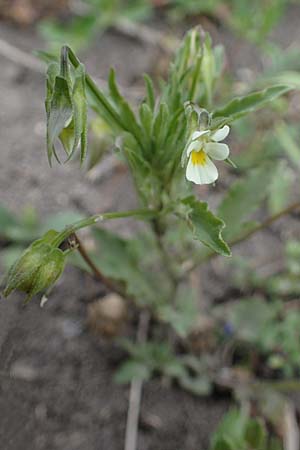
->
xmin=52 ymin=207 xmax=157 ymax=247
xmin=70 ymin=233 xmax=126 ymax=298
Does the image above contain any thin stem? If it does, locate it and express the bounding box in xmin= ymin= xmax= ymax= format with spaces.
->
xmin=70 ymin=233 xmax=126 ymax=298
xmin=52 ymin=207 xmax=157 ymax=247
xmin=230 ymin=200 xmax=300 ymax=247
xmin=124 ymin=311 xmax=150 ymax=450
xmin=151 ymin=218 xmax=180 ymax=299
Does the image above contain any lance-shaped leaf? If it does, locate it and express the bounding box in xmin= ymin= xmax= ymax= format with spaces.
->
xmin=143 ymin=74 xmax=155 ymax=111
xmin=201 ymin=33 xmax=215 ymax=107
xmin=108 ymin=69 xmax=144 ymax=152
xmin=212 ymin=85 xmax=291 ymax=125
xmin=181 ymin=196 xmax=231 ymax=256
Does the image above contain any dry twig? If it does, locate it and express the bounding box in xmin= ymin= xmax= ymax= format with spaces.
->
xmin=124 ymin=311 xmax=150 ymax=450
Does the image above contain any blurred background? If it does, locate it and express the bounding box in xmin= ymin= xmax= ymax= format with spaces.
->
xmin=1 ymin=1 xmax=300 ymax=449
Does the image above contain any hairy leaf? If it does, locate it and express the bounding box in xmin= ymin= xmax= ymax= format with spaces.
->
xmin=108 ymin=68 xmax=144 ymax=149
xmin=114 ymin=360 xmax=151 ymax=384
xmin=143 ymin=74 xmax=155 ymax=111
xmin=213 ymin=85 xmax=290 ymax=123
xmin=158 ymin=285 xmax=197 ymax=337
xmin=181 ymin=196 xmax=231 ymax=256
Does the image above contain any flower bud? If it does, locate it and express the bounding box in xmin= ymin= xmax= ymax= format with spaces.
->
xmin=2 ymin=230 xmax=67 ymax=303
xmin=46 ymin=47 xmax=87 ymax=166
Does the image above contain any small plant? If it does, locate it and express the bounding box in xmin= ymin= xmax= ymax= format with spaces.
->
xmin=1 ymin=29 xmax=299 ymax=443
xmin=2 ymin=28 xmax=295 ymax=337
xmin=2 ymin=28 xmax=293 ymax=308
xmin=210 ymin=406 xmax=283 ymax=450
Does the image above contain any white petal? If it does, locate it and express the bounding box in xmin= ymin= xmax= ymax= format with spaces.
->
xmin=211 ymin=125 xmax=230 ymax=142
xmin=186 ymin=140 xmax=202 ymax=157
xmin=186 ymin=156 xmax=218 ymax=185
xmin=186 ymin=130 xmax=210 ymax=156
xmin=191 ymin=130 xmax=210 ymax=141
xmin=205 ymin=143 xmax=229 ymax=161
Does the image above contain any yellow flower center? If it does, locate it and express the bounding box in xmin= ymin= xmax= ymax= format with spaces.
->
xmin=191 ymin=149 xmax=207 ymax=166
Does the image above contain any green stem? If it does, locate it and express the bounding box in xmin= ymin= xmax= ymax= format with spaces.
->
xmin=72 ymin=232 xmax=126 ymax=298
xmin=52 ymin=207 xmax=157 ymax=247
xmin=151 ymin=218 xmax=180 ymax=299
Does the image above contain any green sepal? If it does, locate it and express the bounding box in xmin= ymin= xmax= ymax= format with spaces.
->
xmin=2 ymin=229 xmax=67 ymax=303
xmin=69 ymin=63 xmax=88 ymax=163
xmin=45 ymin=50 xmax=88 ymax=165
xmin=23 ymin=248 xmax=66 ymax=304
xmin=47 ymin=75 xmax=73 ymax=165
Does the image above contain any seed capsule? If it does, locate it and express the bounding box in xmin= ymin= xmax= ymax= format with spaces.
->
xmin=2 ymin=230 xmax=67 ymax=303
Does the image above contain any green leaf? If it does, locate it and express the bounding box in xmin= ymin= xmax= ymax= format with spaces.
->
xmin=224 ymin=298 xmax=278 ymax=343
xmin=211 ymin=437 xmax=235 ymax=450
xmin=0 ymin=205 xmax=19 ymax=237
xmin=139 ymin=102 xmax=153 ymax=139
xmin=179 ymin=374 xmax=212 ymax=396
xmin=143 ymin=74 xmax=155 ymax=111
xmin=211 ymin=408 xmax=248 ymax=450
xmin=114 ymin=360 xmax=151 ymax=384
xmin=275 ymin=122 xmax=300 ymax=170
xmin=201 ymin=33 xmax=215 ymax=106
xmin=108 ymin=68 xmax=144 ymax=151
xmin=217 ymin=163 xmax=276 ymax=241
xmin=268 ymin=160 xmax=294 ymax=214
xmin=158 ymin=285 xmax=197 ymax=337
xmin=153 ymin=102 xmax=169 ymax=149
xmin=181 ymin=196 xmax=231 ymax=257
xmin=244 ymin=418 xmax=267 ymax=449
xmin=212 ymin=85 xmax=291 ymax=123
xmin=108 ymin=67 xmax=124 ymax=105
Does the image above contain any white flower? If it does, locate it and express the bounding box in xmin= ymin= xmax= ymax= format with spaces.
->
xmin=185 ymin=125 xmax=230 ymax=185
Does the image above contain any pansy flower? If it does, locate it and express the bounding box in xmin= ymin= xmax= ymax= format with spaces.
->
xmin=185 ymin=125 xmax=230 ymax=185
